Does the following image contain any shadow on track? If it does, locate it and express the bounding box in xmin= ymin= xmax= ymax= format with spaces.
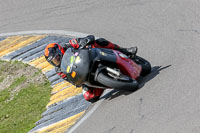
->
xmin=101 ymin=65 xmax=172 ymax=101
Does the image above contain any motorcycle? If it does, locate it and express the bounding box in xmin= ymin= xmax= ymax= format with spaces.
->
xmin=60 ymin=47 xmax=151 ymax=91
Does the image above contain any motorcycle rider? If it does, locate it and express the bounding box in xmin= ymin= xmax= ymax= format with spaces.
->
xmin=44 ymin=35 xmax=138 ymax=102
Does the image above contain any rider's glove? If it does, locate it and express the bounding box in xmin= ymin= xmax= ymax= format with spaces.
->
xmin=79 ymin=39 xmax=88 ymax=49
xmin=79 ymin=35 xmax=95 ymax=49
xmin=63 ymin=42 xmax=71 ymax=50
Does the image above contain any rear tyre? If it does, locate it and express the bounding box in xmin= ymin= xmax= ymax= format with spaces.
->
xmin=134 ymin=55 xmax=151 ymax=76
xmin=96 ymin=71 xmax=139 ymax=91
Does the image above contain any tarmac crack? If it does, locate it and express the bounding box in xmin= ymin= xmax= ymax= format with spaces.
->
xmin=138 ymin=98 xmax=145 ymax=119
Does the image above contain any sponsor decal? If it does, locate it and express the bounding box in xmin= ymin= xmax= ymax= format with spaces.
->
xmin=66 ymin=65 xmax=71 ymax=73
xmin=71 ymin=71 xmax=76 ymax=78
xmin=75 ymin=56 xmax=81 ymax=63
xmin=47 ymin=56 xmax=53 ymax=61
xmin=75 ymin=52 xmax=79 ymax=56
xmin=100 ymin=51 xmax=107 ymax=56
xmin=70 ymin=56 xmax=74 ymax=63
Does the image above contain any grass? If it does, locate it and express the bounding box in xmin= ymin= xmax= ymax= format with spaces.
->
xmin=0 ymin=77 xmax=4 ymax=83
xmin=33 ymin=70 xmax=41 ymax=77
xmin=0 ymin=60 xmax=52 ymax=133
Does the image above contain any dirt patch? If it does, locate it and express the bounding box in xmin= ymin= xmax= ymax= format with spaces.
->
xmin=0 ymin=60 xmax=48 ymax=101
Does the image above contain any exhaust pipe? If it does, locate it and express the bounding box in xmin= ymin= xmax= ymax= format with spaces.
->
xmin=106 ymin=67 xmax=120 ymax=77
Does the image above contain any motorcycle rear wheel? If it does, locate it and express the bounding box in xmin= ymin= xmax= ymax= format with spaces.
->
xmin=134 ymin=55 xmax=151 ymax=76
xmin=96 ymin=71 xmax=139 ymax=91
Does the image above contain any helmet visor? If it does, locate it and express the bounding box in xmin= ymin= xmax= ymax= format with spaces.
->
xmin=52 ymin=53 xmax=61 ymax=67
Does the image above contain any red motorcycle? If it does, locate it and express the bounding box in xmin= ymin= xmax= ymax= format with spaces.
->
xmin=61 ymin=47 xmax=151 ymax=91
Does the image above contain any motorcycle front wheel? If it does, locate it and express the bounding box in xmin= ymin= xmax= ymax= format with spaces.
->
xmin=96 ymin=70 xmax=139 ymax=91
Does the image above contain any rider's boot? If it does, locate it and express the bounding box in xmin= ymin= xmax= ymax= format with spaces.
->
xmin=117 ymin=46 xmax=138 ymax=58
xmin=82 ymin=86 xmax=104 ymax=102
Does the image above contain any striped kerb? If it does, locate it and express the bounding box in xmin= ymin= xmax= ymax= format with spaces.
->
xmin=0 ymin=35 xmax=91 ymax=133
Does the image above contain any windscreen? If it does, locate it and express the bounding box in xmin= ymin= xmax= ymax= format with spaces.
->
xmin=61 ymin=48 xmax=75 ymax=75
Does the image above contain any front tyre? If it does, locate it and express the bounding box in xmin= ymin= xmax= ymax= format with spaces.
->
xmin=96 ymin=71 xmax=139 ymax=91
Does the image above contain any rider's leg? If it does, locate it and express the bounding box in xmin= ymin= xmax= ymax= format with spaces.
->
xmin=94 ymin=38 xmax=137 ymax=57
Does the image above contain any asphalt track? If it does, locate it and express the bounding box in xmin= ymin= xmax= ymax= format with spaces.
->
xmin=1 ymin=0 xmax=200 ymax=133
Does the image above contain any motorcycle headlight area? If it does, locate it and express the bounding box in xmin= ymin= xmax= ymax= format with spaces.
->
xmin=66 ymin=56 xmax=81 ymax=73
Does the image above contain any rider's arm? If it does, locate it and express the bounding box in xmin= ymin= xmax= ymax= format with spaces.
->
xmin=78 ymin=35 xmax=95 ymax=48
xmin=55 ymin=67 xmax=68 ymax=81
xmin=65 ymin=35 xmax=95 ymax=49
xmin=63 ymin=42 xmax=73 ymax=50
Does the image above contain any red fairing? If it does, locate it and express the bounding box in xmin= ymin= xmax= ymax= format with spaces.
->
xmin=114 ymin=50 xmax=142 ymax=79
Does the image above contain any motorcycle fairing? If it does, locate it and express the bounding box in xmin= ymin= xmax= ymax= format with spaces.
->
xmin=61 ymin=47 xmax=142 ymax=87
xmin=61 ymin=48 xmax=90 ymax=86
xmin=91 ymin=48 xmax=142 ymax=80
xmin=90 ymin=48 xmax=117 ymax=65
xmin=113 ymin=50 xmax=142 ymax=79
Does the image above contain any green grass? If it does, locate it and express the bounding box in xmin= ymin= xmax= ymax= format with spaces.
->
xmin=0 ymin=82 xmax=51 ymax=133
xmin=9 ymin=75 xmax=26 ymax=89
xmin=0 ymin=60 xmax=52 ymax=133
xmin=33 ymin=70 xmax=41 ymax=77
xmin=0 ymin=77 xmax=4 ymax=82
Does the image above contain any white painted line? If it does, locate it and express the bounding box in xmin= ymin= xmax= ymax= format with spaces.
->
xmin=0 ymin=30 xmax=89 ymax=38
xmin=67 ymin=89 xmax=112 ymax=133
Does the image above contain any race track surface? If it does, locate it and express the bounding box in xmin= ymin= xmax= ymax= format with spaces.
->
xmin=1 ymin=0 xmax=200 ymax=133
